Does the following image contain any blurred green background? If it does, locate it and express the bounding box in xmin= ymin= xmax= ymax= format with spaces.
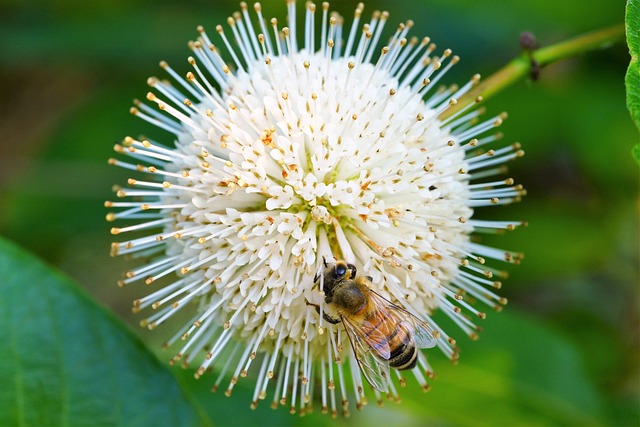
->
xmin=0 ymin=0 xmax=637 ymax=426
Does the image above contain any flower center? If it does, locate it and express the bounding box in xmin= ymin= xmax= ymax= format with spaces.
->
xmin=218 ymin=52 xmax=463 ymax=249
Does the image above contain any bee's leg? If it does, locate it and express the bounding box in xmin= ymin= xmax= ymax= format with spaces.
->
xmin=322 ymin=312 xmax=341 ymax=324
xmin=365 ymin=276 xmax=373 ymax=283
xmin=305 ymin=300 xmax=341 ymax=324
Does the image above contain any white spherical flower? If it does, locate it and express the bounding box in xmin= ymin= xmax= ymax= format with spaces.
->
xmin=108 ymin=0 xmax=525 ymax=416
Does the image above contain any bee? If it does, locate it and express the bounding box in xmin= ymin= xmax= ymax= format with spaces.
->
xmin=310 ymin=258 xmax=437 ymax=391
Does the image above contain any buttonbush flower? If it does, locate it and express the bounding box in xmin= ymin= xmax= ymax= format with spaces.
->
xmin=107 ymin=0 xmax=525 ymax=416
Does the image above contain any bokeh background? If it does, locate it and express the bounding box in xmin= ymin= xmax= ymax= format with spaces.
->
xmin=1 ymin=0 xmax=637 ymax=426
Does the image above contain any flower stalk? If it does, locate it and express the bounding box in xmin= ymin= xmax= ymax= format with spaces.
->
xmin=445 ymin=24 xmax=625 ymax=118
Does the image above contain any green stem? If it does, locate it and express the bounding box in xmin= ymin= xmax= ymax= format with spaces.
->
xmin=442 ymin=24 xmax=625 ymax=118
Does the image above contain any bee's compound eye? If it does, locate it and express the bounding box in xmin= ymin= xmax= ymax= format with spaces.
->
xmin=335 ymin=265 xmax=347 ymax=278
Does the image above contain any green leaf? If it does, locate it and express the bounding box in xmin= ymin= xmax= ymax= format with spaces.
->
xmin=626 ymin=0 xmax=640 ymax=132
xmin=626 ymin=0 xmax=640 ymax=164
xmin=0 ymin=237 xmax=211 ymax=427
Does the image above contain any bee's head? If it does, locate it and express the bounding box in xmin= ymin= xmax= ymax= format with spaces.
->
xmin=333 ymin=260 xmax=357 ymax=280
xmin=333 ymin=261 xmax=348 ymax=280
xmin=328 ymin=259 xmax=357 ymax=281
xmin=314 ymin=258 xmax=357 ymax=295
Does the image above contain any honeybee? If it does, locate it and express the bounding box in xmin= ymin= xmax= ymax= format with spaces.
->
xmin=311 ymin=258 xmax=437 ymax=391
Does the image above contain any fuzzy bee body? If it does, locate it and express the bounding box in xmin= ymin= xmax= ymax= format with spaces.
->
xmin=312 ymin=259 xmax=437 ymax=391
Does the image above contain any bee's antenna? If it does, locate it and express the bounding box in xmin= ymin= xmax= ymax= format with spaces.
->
xmin=322 ymin=256 xmax=328 ymax=267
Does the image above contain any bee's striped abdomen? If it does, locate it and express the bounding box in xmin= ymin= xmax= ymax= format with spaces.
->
xmin=388 ymin=322 xmax=418 ymax=370
xmin=363 ymin=308 xmax=418 ymax=370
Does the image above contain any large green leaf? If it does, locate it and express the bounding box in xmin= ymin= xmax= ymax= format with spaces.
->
xmin=627 ymin=0 xmax=640 ymax=129
xmin=0 ymin=236 xmax=210 ymax=427
xmin=626 ymin=0 xmax=640 ymax=163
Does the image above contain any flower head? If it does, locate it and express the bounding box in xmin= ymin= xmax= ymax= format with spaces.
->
xmin=107 ymin=0 xmax=525 ymax=416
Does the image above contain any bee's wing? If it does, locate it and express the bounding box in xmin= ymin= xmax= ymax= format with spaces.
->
xmin=368 ymin=289 xmax=438 ymax=349
xmin=341 ymin=315 xmax=391 ymax=392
